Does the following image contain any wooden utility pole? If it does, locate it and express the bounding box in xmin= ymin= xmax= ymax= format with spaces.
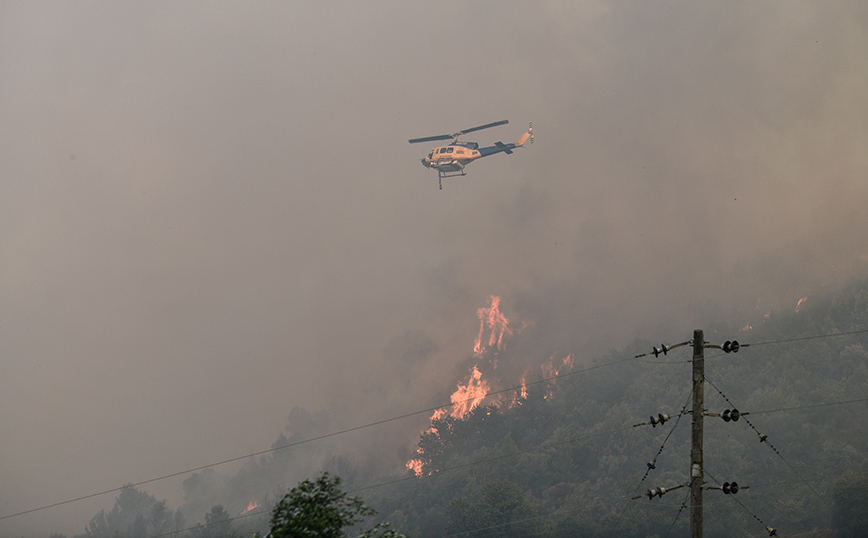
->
xmin=690 ymin=329 xmax=705 ymax=538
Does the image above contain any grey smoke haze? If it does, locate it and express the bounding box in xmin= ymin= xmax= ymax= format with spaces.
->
xmin=2 ymin=1 xmax=867 ymax=536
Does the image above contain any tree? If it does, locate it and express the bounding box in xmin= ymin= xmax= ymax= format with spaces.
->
xmin=446 ymin=481 xmax=538 ymax=538
xmin=268 ymin=473 xmax=407 ymax=538
xmin=191 ymin=505 xmax=235 ymax=538
xmin=78 ymin=485 xmax=183 ymax=538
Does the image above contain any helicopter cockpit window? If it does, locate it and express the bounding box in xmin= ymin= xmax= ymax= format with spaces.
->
xmin=446 ymin=147 xmax=454 ymax=153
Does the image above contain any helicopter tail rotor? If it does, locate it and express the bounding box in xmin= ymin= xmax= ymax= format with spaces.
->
xmin=514 ymin=122 xmax=533 ymax=147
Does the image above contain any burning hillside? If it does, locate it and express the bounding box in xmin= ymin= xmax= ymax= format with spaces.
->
xmin=406 ymin=295 xmax=573 ymax=476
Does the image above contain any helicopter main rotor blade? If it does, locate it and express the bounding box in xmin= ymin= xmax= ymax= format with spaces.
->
xmin=454 ymin=119 xmax=509 ymax=137
xmin=408 ymin=134 xmax=454 ymax=144
xmin=409 ymin=120 xmax=510 ymax=144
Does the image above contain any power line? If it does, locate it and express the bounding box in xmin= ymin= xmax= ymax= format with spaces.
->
xmin=748 ymin=396 xmax=868 ymax=415
xmin=6 ymin=325 xmax=865 ymax=531
xmin=149 ymin=423 xmax=638 ymax=538
xmin=705 ymin=470 xmax=778 ymax=537
xmin=155 ymin=357 xmax=868 ymax=538
xmin=0 ymin=402 xmax=444 ymax=522
xmin=0 ymin=351 xmax=640 ymax=523
xmin=705 ymin=376 xmax=830 ymax=510
xmin=746 ymin=472 xmax=868 ymax=491
xmin=663 ymin=488 xmax=690 ymax=538
xmin=648 ymin=326 xmax=868 ymax=363
xmin=740 ymin=327 xmax=868 ymax=347
xmin=148 ymin=507 xmax=267 ymax=538
xmin=147 ymin=392 xmax=867 ymax=538
xmin=611 ymin=387 xmax=693 ymax=534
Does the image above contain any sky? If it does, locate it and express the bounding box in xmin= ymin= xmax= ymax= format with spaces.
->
xmin=2 ymin=1 xmax=868 ymax=536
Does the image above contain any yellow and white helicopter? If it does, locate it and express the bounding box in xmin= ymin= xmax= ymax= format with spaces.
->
xmin=409 ymin=120 xmax=533 ymax=189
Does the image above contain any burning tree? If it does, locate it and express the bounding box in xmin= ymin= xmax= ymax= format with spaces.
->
xmin=406 ymin=296 xmax=573 ymax=476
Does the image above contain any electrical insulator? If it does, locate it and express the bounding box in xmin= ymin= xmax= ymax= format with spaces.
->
xmin=652 ymin=344 xmax=669 ymax=357
xmin=721 ymin=409 xmax=740 ymax=422
xmin=722 ymin=481 xmax=739 ymax=494
xmin=647 ymin=460 xmax=656 ymax=470
xmin=766 ymin=526 xmax=777 ymax=536
xmin=722 ymin=340 xmax=740 ymax=353
xmin=650 ymin=413 xmax=671 ymax=428
xmin=759 ymin=433 xmax=768 ymax=443
xmin=646 ymin=486 xmax=667 ymax=499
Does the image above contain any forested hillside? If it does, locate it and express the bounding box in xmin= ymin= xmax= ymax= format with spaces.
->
xmin=369 ymin=279 xmax=868 ymax=538
xmin=64 ymin=279 xmax=868 ymax=538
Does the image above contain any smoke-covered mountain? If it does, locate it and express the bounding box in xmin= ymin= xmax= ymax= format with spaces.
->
xmin=61 ymin=276 xmax=868 ymax=538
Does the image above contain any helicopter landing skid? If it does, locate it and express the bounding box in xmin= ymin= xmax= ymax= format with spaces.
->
xmin=437 ymin=170 xmax=466 ymax=190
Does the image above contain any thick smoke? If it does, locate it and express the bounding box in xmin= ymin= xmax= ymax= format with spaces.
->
xmin=1 ymin=2 xmax=867 ymax=536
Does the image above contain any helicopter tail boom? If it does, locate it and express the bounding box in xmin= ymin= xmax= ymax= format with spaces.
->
xmin=476 ymin=123 xmax=533 ymax=158
xmin=494 ymin=141 xmax=513 ymax=154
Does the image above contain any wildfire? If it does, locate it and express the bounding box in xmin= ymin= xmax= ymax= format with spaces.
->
xmin=406 ymin=458 xmax=425 ymax=476
xmin=405 ymin=365 xmax=493 ymax=475
xmin=474 ymin=295 xmax=514 ymax=357
xmin=406 ymin=296 xmax=573 ymax=477
xmin=448 ymin=365 xmax=491 ymax=418
xmin=796 ymin=296 xmax=808 ymax=312
xmin=541 ymin=353 xmax=573 ymax=379
xmin=749 ymin=298 xmax=771 ymax=328
xmin=542 ymin=353 xmax=573 ymax=399
xmin=242 ymin=500 xmax=260 ymax=514
xmin=504 ymin=375 xmax=529 ymax=409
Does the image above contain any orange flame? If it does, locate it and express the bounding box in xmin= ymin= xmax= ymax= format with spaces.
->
xmin=448 ymin=366 xmax=491 ymax=418
xmin=474 ymin=295 xmax=514 ymax=357
xmin=541 ymin=353 xmax=573 ymax=399
xmin=541 ymin=353 xmax=573 ymax=379
xmin=505 ymin=375 xmax=529 ymax=409
xmin=405 ymin=457 xmax=425 ymax=476
xmin=243 ymin=500 xmax=260 ymax=514
xmin=796 ymin=296 xmax=808 ymax=312
xmin=407 ymin=296 xmax=554 ymax=477
xmin=406 ymin=366 xmax=493 ymax=475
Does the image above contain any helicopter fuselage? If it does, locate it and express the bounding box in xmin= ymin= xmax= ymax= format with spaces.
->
xmin=421 ymin=141 xmax=481 ymax=173
xmin=409 ymin=120 xmax=532 ymax=189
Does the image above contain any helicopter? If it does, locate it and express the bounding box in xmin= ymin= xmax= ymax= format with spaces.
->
xmin=409 ymin=120 xmax=533 ymax=189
